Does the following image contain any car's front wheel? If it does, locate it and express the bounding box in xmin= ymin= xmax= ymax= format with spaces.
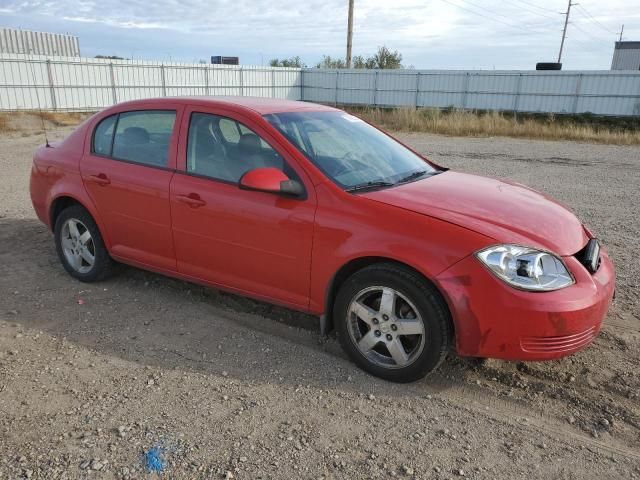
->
xmin=334 ymin=263 xmax=452 ymax=383
xmin=54 ymin=205 xmax=115 ymax=282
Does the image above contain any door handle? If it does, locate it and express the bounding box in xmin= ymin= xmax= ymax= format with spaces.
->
xmin=176 ymin=193 xmax=206 ymax=208
xmin=87 ymin=173 xmax=111 ymax=186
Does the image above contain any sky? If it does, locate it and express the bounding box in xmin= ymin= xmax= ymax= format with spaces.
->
xmin=0 ymin=0 xmax=638 ymax=69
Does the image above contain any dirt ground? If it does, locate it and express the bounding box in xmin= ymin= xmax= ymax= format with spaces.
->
xmin=1 ymin=121 xmax=639 ymax=479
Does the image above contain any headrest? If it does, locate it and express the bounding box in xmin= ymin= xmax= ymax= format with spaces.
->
xmin=238 ymin=133 xmax=261 ymax=155
xmin=122 ymin=127 xmax=150 ymax=146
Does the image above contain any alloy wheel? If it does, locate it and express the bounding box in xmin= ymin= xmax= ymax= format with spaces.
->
xmin=60 ymin=218 xmax=95 ymax=274
xmin=347 ymin=286 xmax=426 ymax=369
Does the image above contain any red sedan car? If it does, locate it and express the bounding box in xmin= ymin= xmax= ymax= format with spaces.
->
xmin=30 ymin=97 xmax=615 ymax=382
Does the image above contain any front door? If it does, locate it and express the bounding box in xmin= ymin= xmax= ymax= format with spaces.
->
xmin=169 ymin=108 xmax=316 ymax=309
xmin=81 ymin=107 xmax=182 ymax=271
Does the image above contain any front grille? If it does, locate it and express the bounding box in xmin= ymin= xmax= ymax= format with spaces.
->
xmin=520 ymin=326 xmax=597 ymax=353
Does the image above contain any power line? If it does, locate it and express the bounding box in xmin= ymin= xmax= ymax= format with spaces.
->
xmin=511 ymin=0 xmax=557 ymax=14
xmin=510 ymin=0 xmax=558 ymax=19
xmin=575 ymin=4 xmax=617 ymax=35
xmin=439 ymin=0 xmax=550 ymax=35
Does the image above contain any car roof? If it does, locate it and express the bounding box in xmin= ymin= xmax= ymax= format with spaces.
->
xmin=111 ymin=96 xmax=339 ymax=115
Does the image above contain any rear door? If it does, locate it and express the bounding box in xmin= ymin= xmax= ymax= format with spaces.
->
xmin=81 ymin=106 xmax=183 ymax=271
xmin=169 ymin=107 xmax=317 ymax=309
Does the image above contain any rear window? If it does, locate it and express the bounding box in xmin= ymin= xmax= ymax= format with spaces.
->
xmin=92 ymin=114 xmax=117 ymax=156
xmin=91 ymin=110 xmax=176 ymax=168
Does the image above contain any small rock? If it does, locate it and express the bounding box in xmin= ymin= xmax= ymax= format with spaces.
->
xmin=600 ymin=418 xmax=610 ymax=427
xmin=147 ymin=378 xmax=155 ymax=386
xmin=222 ymin=371 xmax=229 ymax=377
xmin=567 ymin=416 xmax=576 ymax=424
xmin=91 ymin=459 xmax=104 ymax=471
xmin=434 ymin=466 xmax=441 ymax=473
xmin=368 ymin=394 xmax=375 ymax=401
xmin=456 ymin=469 xmax=465 ymax=476
xmin=222 ymin=395 xmax=229 ymax=401
xmin=8 ymin=310 xmax=18 ymax=315
xmin=79 ymin=460 xmax=91 ymax=470
xmin=224 ymin=472 xmax=234 ymax=480
xmin=402 ymin=465 xmax=414 ymax=475
xmin=239 ymin=456 xmax=247 ymax=463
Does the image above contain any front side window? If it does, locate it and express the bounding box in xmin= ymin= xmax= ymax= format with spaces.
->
xmin=186 ymin=113 xmax=287 ymax=183
xmin=265 ymin=111 xmax=437 ymax=190
xmin=110 ymin=110 xmax=176 ymax=167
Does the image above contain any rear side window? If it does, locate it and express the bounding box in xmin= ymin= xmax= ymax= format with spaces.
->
xmin=92 ymin=114 xmax=117 ymax=156
xmin=106 ymin=110 xmax=176 ymax=167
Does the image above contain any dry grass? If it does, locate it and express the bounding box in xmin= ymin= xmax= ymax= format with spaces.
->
xmin=34 ymin=111 xmax=89 ymax=126
xmin=352 ymin=107 xmax=640 ymax=145
xmin=0 ymin=111 xmax=90 ymax=135
xmin=0 ymin=114 xmax=12 ymax=133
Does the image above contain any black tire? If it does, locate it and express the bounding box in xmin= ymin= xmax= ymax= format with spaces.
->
xmin=54 ymin=205 xmax=115 ymax=282
xmin=334 ymin=263 xmax=452 ymax=383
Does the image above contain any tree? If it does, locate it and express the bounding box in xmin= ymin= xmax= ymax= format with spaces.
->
xmin=316 ymin=46 xmax=404 ymax=69
xmin=367 ymin=46 xmax=403 ymax=69
xmin=269 ymin=56 xmax=306 ymax=68
xmin=95 ymin=55 xmax=125 ymax=60
xmin=315 ymin=55 xmax=346 ymax=69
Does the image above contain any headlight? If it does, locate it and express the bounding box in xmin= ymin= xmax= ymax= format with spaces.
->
xmin=476 ymin=244 xmax=574 ymax=291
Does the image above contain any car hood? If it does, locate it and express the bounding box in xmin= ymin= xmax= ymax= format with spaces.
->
xmin=361 ymin=171 xmax=588 ymax=256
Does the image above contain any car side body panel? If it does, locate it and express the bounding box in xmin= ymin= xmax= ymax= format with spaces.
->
xmin=28 ymin=96 xmax=616 ymax=367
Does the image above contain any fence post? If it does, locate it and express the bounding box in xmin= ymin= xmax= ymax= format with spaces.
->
xmin=414 ymin=72 xmax=421 ymax=108
xmin=573 ymin=73 xmax=583 ymax=114
xmin=335 ymin=70 xmax=339 ymax=106
xmin=271 ymin=68 xmax=276 ymax=99
xmin=300 ymin=69 xmax=305 ymax=101
xmin=160 ymin=64 xmax=167 ymax=97
xmin=461 ymin=72 xmax=470 ymax=110
xmin=239 ymin=67 xmax=244 ymax=96
xmin=109 ymin=63 xmax=117 ymax=105
xmin=203 ymin=66 xmax=209 ymax=95
xmin=45 ymin=59 xmax=57 ymax=111
xmin=373 ymin=70 xmax=379 ymax=106
xmin=514 ymin=73 xmax=523 ymax=112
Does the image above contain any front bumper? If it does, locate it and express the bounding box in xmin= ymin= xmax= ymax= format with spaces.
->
xmin=435 ymin=247 xmax=615 ymax=361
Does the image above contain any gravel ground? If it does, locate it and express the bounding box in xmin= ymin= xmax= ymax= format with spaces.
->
xmin=1 ymin=123 xmax=639 ymax=479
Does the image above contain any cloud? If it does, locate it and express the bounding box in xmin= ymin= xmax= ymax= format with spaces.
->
xmin=0 ymin=0 xmax=634 ymax=69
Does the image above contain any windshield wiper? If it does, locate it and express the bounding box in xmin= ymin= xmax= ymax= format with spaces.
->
xmin=397 ymin=170 xmax=441 ymax=184
xmin=346 ymin=180 xmax=395 ymax=193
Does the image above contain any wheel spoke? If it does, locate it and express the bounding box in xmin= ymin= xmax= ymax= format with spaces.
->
xmin=69 ymin=252 xmax=82 ymax=270
xmin=79 ymin=247 xmax=95 ymax=266
xmin=395 ymin=318 xmax=424 ymax=336
xmin=357 ymin=331 xmax=380 ymax=353
xmin=350 ymin=301 xmax=377 ymax=325
xmin=379 ymin=288 xmax=396 ymax=317
xmin=61 ymin=237 xmax=74 ymax=251
xmin=386 ymin=338 xmax=409 ymax=366
xmin=68 ymin=220 xmax=80 ymax=239
xmin=79 ymin=230 xmax=92 ymax=245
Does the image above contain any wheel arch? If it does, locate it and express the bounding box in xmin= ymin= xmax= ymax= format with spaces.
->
xmin=322 ymin=256 xmax=455 ymax=339
xmin=49 ymin=194 xmax=111 ymax=249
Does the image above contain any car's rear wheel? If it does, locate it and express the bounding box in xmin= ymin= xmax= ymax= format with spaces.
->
xmin=54 ymin=205 xmax=115 ymax=282
xmin=334 ymin=263 xmax=451 ymax=383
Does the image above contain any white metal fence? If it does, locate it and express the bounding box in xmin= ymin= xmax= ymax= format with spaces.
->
xmin=2 ymin=54 xmax=640 ymax=116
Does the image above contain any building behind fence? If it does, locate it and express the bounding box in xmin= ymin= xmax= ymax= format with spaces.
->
xmin=1 ymin=54 xmax=639 ymax=116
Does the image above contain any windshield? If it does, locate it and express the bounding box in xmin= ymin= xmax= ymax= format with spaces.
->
xmin=264 ymin=111 xmax=437 ymax=191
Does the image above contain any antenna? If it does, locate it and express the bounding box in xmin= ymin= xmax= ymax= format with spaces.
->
xmin=27 ymin=54 xmax=51 ymax=147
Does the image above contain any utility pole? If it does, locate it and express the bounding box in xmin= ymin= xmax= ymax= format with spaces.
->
xmin=618 ymin=24 xmax=624 ymax=42
xmin=346 ymin=0 xmax=354 ymax=68
xmin=557 ymin=0 xmax=575 ymax=64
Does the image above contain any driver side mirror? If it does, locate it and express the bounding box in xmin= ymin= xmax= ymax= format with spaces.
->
xmin=239 ymin=167 xmax=304 ymax=197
